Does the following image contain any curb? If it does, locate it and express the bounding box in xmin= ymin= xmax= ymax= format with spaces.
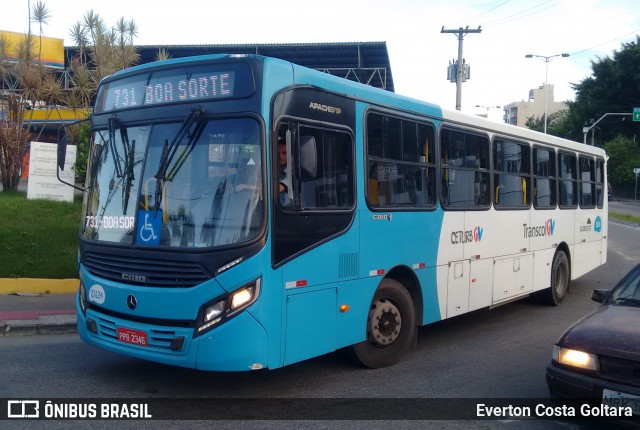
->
xmin=0 ymin=278 xmax=79 ymax=294
xmin=1 ymin=314 xmax=77 ymax=337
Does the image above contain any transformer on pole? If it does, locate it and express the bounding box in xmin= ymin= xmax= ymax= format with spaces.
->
xmin=441 ymin=26 xmax=482 ymax=111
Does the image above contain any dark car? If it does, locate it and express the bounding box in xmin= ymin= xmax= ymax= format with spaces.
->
xmin=546 ymin=263 xmax=640 ymax=416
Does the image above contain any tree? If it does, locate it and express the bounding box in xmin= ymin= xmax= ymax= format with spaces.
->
xmin=31 ymin=1 xmax=51 ymax=64
xmin=66 ymin=11 xmax=139 ymax=183
xmin=563 ymin=36 xmax=640 ymax=146
xmin=0 ymin=1 xmax=63 ymax=191
xmin=69 ymin=10 xmax=140 ymax=84
xmin=604 ymin=136 xmax=640 ymax=198
xmin=525 ymin=110 xmax=570 ymax=138
xmin=0 ymin=7 xmax=140 ymax=190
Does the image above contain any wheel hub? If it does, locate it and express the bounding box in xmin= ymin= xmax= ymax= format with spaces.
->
xmin=369 ymin=298 xmax=402 ymax=345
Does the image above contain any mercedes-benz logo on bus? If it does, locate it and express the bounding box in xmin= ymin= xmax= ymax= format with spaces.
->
xmin=127 ymin=295 xmax=137 ymax=310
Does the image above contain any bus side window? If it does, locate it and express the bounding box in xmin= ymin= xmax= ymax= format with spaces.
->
xmin=365 ymin=112 xmax=435 ymax=208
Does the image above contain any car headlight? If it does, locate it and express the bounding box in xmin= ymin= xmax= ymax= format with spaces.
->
xmin=195 ymin=278 xmax=261 ymax=336
xmin=552 ymin=345 xmax=599 ymax=371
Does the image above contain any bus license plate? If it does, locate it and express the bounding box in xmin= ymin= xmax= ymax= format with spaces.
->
xmin=603 ymin=389 xmax=640 ymax=415
xmin=117 ymin=327 xmax=148 ymax=347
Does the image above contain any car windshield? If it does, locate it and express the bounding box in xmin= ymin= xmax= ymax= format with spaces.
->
xmin=610 ymin=265 xmax=640 ymax=307
xmin=82 ymin=117 xmax=263 ymax=248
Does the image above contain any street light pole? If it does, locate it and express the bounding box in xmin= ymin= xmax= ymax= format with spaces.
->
xmin=582 ymin=113 xmax=632 ymax=145
xmin=525 ymin=53 xmax=570 ymax=134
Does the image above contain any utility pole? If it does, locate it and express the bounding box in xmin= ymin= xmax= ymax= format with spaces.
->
xmin=441 ymin=26 xmax=482 ymax=111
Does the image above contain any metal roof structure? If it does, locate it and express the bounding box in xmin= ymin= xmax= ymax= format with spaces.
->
xmin=65 ymin=41 xmax=395 ymax=92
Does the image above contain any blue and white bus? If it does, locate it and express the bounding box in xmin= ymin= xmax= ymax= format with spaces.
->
xmin=59 ymin=54 xmax=608 ymax=371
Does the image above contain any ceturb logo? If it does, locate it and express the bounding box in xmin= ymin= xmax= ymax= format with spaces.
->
xmin=451 ymin=226 xmax=483 ymax=244
xmin=523 ymin=218 xmax=555 ymax=238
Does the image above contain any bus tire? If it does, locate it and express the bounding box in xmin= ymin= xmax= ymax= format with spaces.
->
xmin=350 ymin=279 xmax=416 ymax=368
xmin=536 ymin=250 xmax=570 ymax=306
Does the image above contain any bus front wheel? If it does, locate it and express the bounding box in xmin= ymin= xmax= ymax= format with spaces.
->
xmin=536 ymin=250 xmax=570 ymax=306
xmin=351 ymin=279 xmax=416 ymax=368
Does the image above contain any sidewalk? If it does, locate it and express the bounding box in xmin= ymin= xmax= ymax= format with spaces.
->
xmin=0 ymin=279 xmax=78 ymax=337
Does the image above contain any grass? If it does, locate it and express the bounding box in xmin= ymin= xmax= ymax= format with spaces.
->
xmin=0 ymin=190 xmax=82 ymax=278
xmin=609 ymin=211 xmax=640 ymax=225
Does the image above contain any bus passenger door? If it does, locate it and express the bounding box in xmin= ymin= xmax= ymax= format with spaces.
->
xmin=272 ymin=121 xmax=357 ymax=366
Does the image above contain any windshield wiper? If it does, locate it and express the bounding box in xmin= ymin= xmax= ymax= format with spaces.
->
xmin=121 ymin=137 xmax=136 ymax=214
xmin=108 ymin=116 xmax=124 ymax=178
xmin=153 ymin=107 xmax=204 ymax=210
xmin=154 ymin=107 xmax=203 ymax=181
xmin=107 ymin=116 xmax=138 ymax=214
xmin=614 ymin=297 xmax=640 ymax=306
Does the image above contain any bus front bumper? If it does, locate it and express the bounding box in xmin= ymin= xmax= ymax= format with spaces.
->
xmin=77 ymin=294 xmax=269 ymax=372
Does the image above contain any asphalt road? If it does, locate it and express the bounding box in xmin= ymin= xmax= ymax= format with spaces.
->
xmin=610 ymin=199 xmax=640 ymax=217
xmin=1 ymin=219 xmax=638 ymax=430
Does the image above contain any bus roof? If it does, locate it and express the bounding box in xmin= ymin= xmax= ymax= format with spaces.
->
xmin=102 ymin=53 xmax=605 ymax=158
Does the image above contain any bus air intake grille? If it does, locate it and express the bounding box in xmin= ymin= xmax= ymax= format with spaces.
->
xmin=82 ymin=252 xmax=210 ymax=287
xmin=339 ymin=252 xmax=359 ymax=278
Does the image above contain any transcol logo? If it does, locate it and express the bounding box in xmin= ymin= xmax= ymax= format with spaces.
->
xmin=524 ymin=218 xmax=555 ymax=238
xmin=546 ymin=218 xmax=555 ymax=236
xmin=451 ymin=226 xmax=484 ymax=244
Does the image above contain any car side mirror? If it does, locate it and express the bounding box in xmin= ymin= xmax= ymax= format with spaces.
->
xmin=591 ymin=289 xmax=609 ymax=304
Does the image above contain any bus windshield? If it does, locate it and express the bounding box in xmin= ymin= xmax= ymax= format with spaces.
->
xmin=82 ymin=117 xmax=263 ymax=248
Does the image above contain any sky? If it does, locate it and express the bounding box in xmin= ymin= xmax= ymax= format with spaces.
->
xmin=1 ymin=0 xmax=639 ymax=121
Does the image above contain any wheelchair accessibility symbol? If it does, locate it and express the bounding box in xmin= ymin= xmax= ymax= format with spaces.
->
xmin=137 ymin=210 xmax=162 ymax=246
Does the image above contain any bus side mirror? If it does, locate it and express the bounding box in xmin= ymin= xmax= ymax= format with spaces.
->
xmin=58 ymin=134 xmax=68 ymax=171
xmin=300 ymin=135 xmax=317 ymax=179
xmin=56 ymin=119 xmax=88 ymax=192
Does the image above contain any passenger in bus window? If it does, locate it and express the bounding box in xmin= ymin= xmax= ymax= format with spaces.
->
xmin=368 ymin=162 xmax=380 ymax=205
xmin=278 ymin=140 xmax=291 ymax=207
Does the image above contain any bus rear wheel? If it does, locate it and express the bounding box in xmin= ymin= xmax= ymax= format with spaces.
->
xmin=351 ymin=279 xmax=416 ymax=368
xmin=535 ymin=250 xmax=569 ymax=306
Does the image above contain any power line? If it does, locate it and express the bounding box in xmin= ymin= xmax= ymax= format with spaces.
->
xmin=570 ymin=29 xmax=640 ymax=57
xmin=447 ymin=0 xmax=513 ymax=28
xmin=482 ymin=0 xmax=560 ymax=27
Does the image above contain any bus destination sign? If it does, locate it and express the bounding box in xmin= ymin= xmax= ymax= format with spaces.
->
xmin=95 ymin=62 xmax=253 ymax=113
xmin=100 ymin=71 xmax=234 ymax=112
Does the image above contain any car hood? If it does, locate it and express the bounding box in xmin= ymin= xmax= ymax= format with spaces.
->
xmin=560 ymin=305 xmax=640 ymax=361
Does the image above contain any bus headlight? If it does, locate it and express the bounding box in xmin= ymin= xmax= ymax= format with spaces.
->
xmin=230 ymin=286 xmax=256 ymax=311
xmin=205 ymin=301 xmax=226 ymax=322
xmin=195 ymin=278 xmax=261 ymax=336
xmin=552 ymin=345 xmax=599 ymax=371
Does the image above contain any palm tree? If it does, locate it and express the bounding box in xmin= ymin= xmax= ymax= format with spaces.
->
xmin=0 ymin=1 xmax=64 ymax=190
xmin=31 ymin=0 xmax=51 ymax=66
